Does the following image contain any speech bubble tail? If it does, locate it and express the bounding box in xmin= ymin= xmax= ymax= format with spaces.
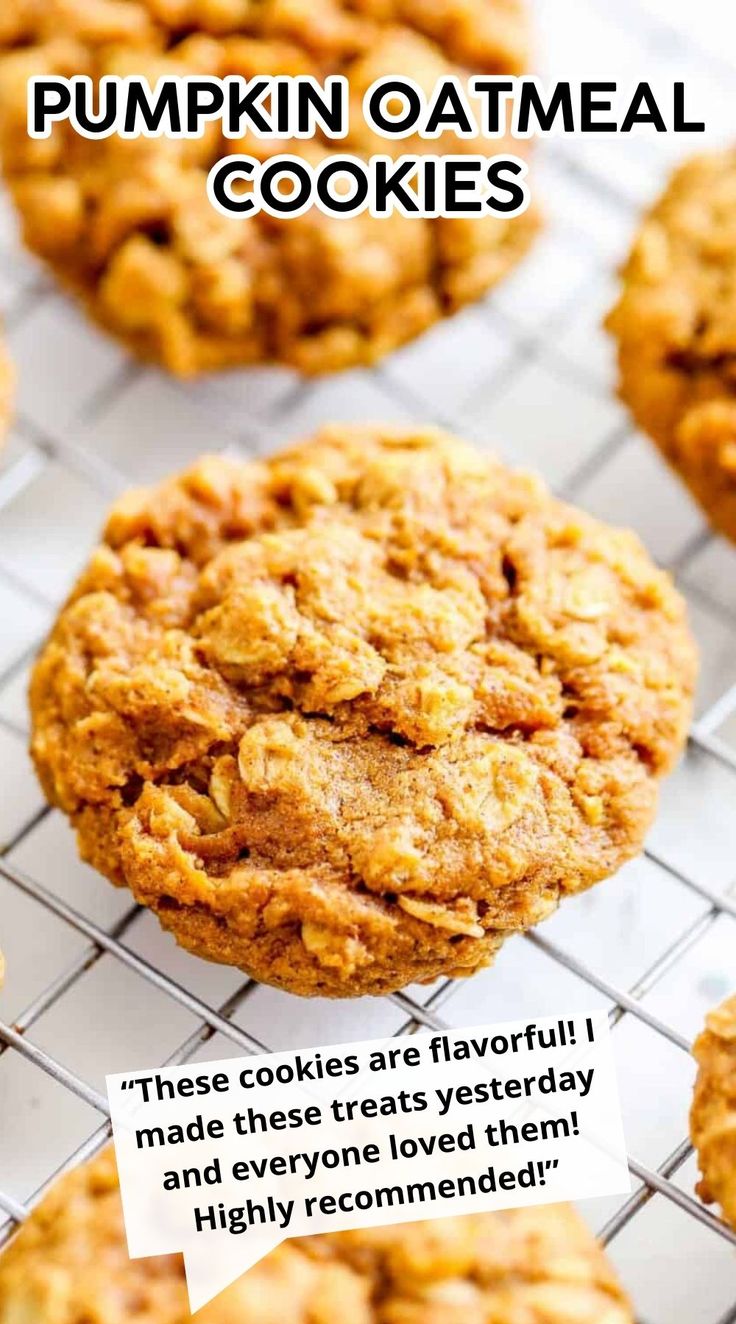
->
xmin=183 ymin=1233 xmax=284 ymax=1314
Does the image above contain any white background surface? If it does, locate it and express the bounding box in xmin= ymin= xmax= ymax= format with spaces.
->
xmin=0 ymin=0 xmax=735 ymax=1320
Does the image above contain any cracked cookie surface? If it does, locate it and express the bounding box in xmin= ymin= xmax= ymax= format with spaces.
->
xmin=0 ymin=1147 xmax=634 ymax=1324
xmin=691 ymin=993 xmax=736 ymax=1230
xmin=0 ymin=0 xmax=537 ymax=376
xmin=30 ymin=426 xmax=696 ymax=997
xmin=607 ymin=150 xmax=736 ymax=543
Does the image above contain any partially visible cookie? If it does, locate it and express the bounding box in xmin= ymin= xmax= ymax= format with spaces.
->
xmin=690 ymin=993 xmax=736 ymax=1230
xmin=29 ymin=425 xmax=696 ymax=998
xmin=0 ymin=333 xmax=12 ymax=443
xmin=0 ymin=1 xmax=537 ymax=376
xmin=0 ymin=1146 xmax=634 ymax=1324
xmin=607 ymin=150 xmax=736 ymax=543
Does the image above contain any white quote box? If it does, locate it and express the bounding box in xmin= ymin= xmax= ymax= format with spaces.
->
xmin=107 ymin=1008 xmax=630 ymax=1312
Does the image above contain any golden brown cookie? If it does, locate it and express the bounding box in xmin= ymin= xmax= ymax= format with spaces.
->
xmin=0 ymin=1146 xmax=634 ymax=1324
xmin=0 ymin=0 xmax=537 ymax=377
xmin=0 ymin=333 xmax=12 ymax=443
xmin=607 ymin=150 xmax=736 ymax=543
xmin=29 ymin=426 xmax=696 ymax=997
xmin=690 ymin=993 xmax=736 ymax=1230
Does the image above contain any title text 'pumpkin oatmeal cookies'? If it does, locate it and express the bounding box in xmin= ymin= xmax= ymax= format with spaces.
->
xmin=0 ymin=0 xmax=537 ymax=377
xmin=30 ymin=426 xmax=696 ymax=997
xmin=607 ymin=150 xmax=736 ymax=544
xmin=690 ymin=993 xmax=736 ymax=1231
xmin=0 ymin=1147 xmax=634 ymax=1324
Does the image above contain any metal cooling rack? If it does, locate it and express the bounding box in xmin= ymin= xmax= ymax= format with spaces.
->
xmin=0 ymin=1 xmax=735 ymax=1320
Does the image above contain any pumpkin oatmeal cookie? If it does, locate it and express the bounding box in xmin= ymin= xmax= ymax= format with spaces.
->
xmin=29 ymin=426 xmax=696 ymax=997
xmin=607 ymin=150 xmax=736 ymax=543
xmin=690 ymin=993 xmax=736 ymax=1230
xmin=0 ymin=1147 xmax=634 ymax=1324
xmin=0 ymin=0 xmax=537 ymax=377
xmin=0 ymin=333 xmax=12 ymax=443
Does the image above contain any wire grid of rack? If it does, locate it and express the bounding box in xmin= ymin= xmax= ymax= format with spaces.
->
xmin=0 ymin=0 xmax=735 ymax=1319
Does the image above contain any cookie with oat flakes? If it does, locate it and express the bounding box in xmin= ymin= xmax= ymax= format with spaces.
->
xmin=0 ymin=1146 xmax=634 ymax=1324
xmin=0 ymin=0 xmax=537 ymax=376
xmin=607 ymin=150 xmax=736 ymax=543
xmin=29 ymin=425 xmax=696 ymax=997
xmin=691 ymin=993 xmax=736 ymax=1231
